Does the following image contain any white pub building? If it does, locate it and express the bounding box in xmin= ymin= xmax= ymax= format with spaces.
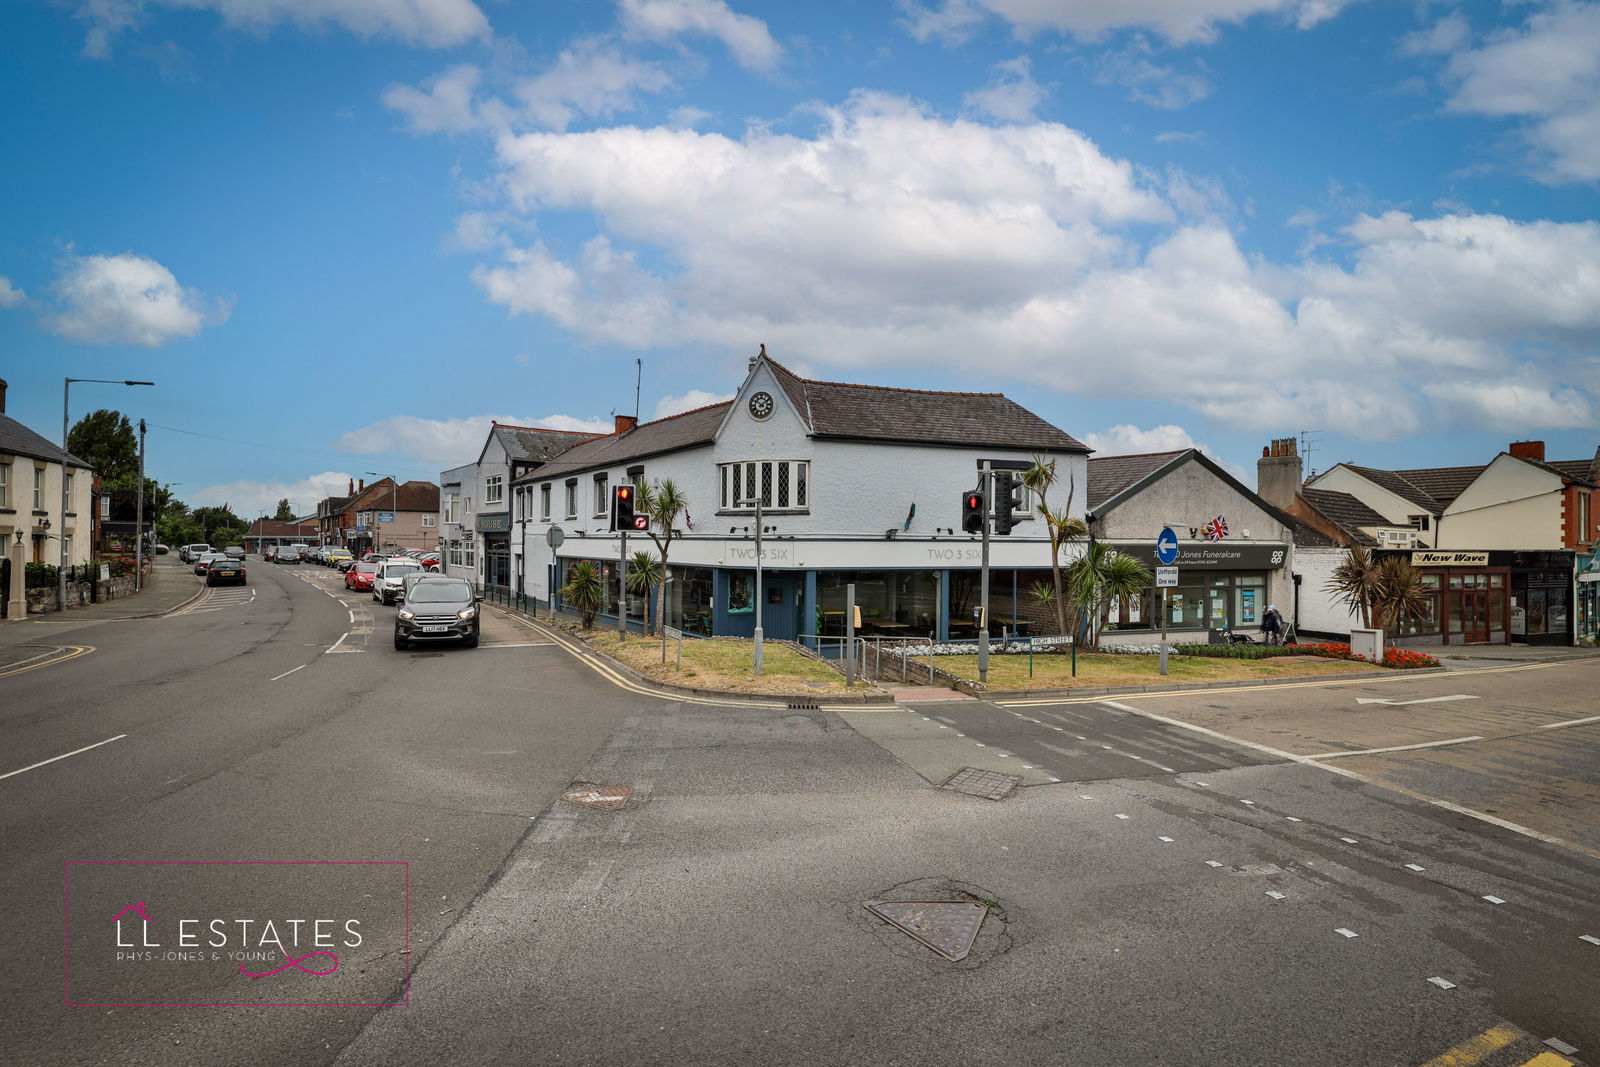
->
xmin=507 ymin=352 xmax=1092 ymax=644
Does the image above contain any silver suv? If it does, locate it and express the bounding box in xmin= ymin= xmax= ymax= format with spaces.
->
xmin=180 ymin=543 xmax=212 ymax=563
xmin=373 ymin=560 xmax=424 ymax=605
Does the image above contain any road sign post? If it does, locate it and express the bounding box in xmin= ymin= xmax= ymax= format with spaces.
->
xmin=1156 ymin=527 xmax=1179 ymax=676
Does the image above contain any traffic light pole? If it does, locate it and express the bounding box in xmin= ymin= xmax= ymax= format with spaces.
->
xmin=978 ymin=464 xmax=992 ymax=684
xmin=618 ymin=527 xmax=628 ymax=639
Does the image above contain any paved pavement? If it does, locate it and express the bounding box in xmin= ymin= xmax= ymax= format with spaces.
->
xmin=0 ymin=556 xmax=205 ymax=653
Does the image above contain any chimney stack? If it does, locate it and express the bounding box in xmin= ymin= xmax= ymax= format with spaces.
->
xmin=1509 ymin=440 xmax=1545 ymax=462
xmin=358 ymin=478 xmax=365 ymax=493
xmin=1257 ymin=436 xmax=1303 ymax=508
xmin=0 ymin=377 xmax=7 ymax=414
xmin=614 ymin=414 xmax=637 ymax=434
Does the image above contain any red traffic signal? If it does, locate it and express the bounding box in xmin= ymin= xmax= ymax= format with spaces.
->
xmin=611 ymin=485 xmax=636 ymax=531
xmin=962 ymin=489 xmax=986 ymax=534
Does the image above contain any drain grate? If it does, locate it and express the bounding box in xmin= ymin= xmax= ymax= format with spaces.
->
xmin=865 ymin=900 xmax=988 ymax=962
xmin=787 ymin=701 xmax=821 ymax=710
xmin=941 ymin=766 xmax=1021 ymax=801
xmin=560 ymin=783 xmax=633 ymax=811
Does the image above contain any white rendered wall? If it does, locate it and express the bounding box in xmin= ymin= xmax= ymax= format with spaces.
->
xmin=1438 ymin=455 xmax=1563 ymax=549
xmin=1294 ymin=546 xmax=1364 ymax=637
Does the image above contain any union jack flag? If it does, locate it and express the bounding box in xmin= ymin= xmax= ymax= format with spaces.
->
xmin=1202 ymin=515 xmax=1229 ymax=541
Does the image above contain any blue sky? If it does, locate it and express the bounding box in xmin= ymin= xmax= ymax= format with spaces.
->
xmin=2 ymin=0 xmax=1596 ymax=518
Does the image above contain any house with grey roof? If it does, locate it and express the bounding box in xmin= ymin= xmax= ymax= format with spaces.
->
xmin=509 ymin=350 xmax=1091 ymax=643
xmin=0 ymin=379 xmax=95 ymax=620
xmin=439 ymin=422 xmax=600 ymax=586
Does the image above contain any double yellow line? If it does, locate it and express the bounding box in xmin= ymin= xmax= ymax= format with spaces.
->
xmin=0 ymin=644 xmax=94 ymax=679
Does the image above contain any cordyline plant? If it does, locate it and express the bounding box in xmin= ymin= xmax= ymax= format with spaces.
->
xmin=1066 ymin=541 xmax=1152 ymax=651
xmin=1021 ymin=453 xmax=1089 ymax=636
xmin=559 ymin=560 xmax=604 ymax=629
xmin=1326 ymin=546 xmax=1430 ymax=633
xmin=625 ymin=550 xmax=663 ymax=635
xmin=633 ymin=478 xmax=689 ymax=639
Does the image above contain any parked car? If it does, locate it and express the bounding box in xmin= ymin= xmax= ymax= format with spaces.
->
xmin=394 ymin=578 xmax=480 ymax=649
xmin=263 ymin=545 xmax=279 ymax=562
xmin=222 ymin=545 xmax=246 ymax=561
xmin=275 ymin=546 xmax=304 ymax=564
xmin=193 ymin=552 xmax=228 ymax=576
xmin=206 ymin=558 xmax=247 ymax=586
xmin=336 ymin=556 xmax=359 ymax=573
xmin=373 ymin=559 xmax=424 ymax=605
xmin=346 ymin=562 xmax=379 ymax=591
xmin=180 ymin=544 xmax=212 ymax=563
xmin=324 ymin=549 xmax=353 ymax=568
xmin=418 ymin=552 xmax=442 ymax=571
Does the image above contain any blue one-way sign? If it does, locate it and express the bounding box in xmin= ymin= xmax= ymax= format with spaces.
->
xmin=1156 ymin=527 xmax=1180 ymax=565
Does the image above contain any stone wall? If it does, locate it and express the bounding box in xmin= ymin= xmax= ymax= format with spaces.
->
xmin=26 ymin=570 xmax=145 ymax=614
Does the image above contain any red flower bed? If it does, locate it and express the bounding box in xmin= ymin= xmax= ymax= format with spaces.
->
xmin=1291 ymin=641 xmax=1440 ymax=670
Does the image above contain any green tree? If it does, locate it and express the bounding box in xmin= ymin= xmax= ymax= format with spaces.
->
xmin=1374 ymin=555 xmax=1429 ymax=633
xmin=190 ymin=504 xmax=245 ymax=546
xmin=1325 ymin=545 xmax=1381 ymax=629
xmin=1066 ymin=542 xmax=1152 ymax=651
xmin=67 ymin=409 xmax=138 ymax=482
xmin=625 ymin=551 xmax=663 ymax=635
xmin=634 ymin=478 xmax=689 ymax=638
xmin=273 ymin=498 xmax=295 ymax=521
xmin=559 ymin=560 xmax=605 ymax=629
xmin=1021 ymin=453 xmax=1090 ymax=636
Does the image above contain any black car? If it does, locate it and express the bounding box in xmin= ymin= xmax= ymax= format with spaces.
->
xmin=206 ymin=559 xmax=247 ymax=586
xmin=394 ymin=578 xmax=479 ymax=649
xmin=275 ymin=546 xmax=303 ymax=564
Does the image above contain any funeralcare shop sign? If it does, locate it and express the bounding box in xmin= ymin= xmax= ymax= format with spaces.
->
xmin=1104 ymin=542 xmax=1288 ymax=570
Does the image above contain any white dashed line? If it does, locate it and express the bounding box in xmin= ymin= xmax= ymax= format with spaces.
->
xmin=1205 ymin=860 xmax=1224 ymax=867
xmin=269 ymin=665 xmax=307 ymax=681
xmin=1286 ymin=816 xmax=1303 ymax=822
xmin=1427 ymin=977 xmax=1456 ymax=989
xmin=1335 ymin=928 xmax=1359 ymax=938
xmin=1158 ymin=836 xmax=1174 ymax=842
xmin=1266 ymin=891 xmax=1287 ymax=900
xmin=1580 ymin=935 xmax=1600 ymax=946
xmin=1404 ymin=863 xmax=1426 ymax=872
xmin=1482 ymin=895 xmax=1505 ymax=905
xmin=1114 ymin=814 xmax=1130 ymax=820
xmin=1341 ymin=837 xmax=1360 ymax=844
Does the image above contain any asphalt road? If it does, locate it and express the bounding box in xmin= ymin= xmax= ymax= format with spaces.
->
xmin=1 ymin=557 xmax=639 ymax=1065
xmin=5 ymin=562 xmax=1595 ymax=1066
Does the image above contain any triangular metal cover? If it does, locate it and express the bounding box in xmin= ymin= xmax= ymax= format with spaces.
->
xmin=866 ymin=900 xmax=987 ymax=962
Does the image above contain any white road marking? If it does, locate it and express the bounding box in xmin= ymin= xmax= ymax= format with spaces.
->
xmin=1580 ymin=935 xmax=1600 ymax=946
xmin=2 ymin=734 xmax=127 ymax=781
xmin=1306 ymin=736 xmax=1485 ymax=759
xmin=270 ymin=665 xmax=307 ymax=681
xmin=1206 ymin=860 xmax=1224 ymax=867
xmin=1483 ymin=896 xmax=1505 ymax=904
xmin=1286 ymin=816 xmax=1303 ymax=822
xmin=1539 ymin=714 xmax=1600 ymax=730
xmin=1266 ymin=891 xmax=1287 ymax=900
xmin=1114 ymin=814 xmax=1130 ymax=820
xmin=1158 ymin=836 xmax=1174 ymax=842
xmin=1341 ymin=837 xmax=1360 ymax=844
xmin=1427 ymin=977 xmax=1456 ymax=989
xmin=1335 ymin=928 xmax=1359 ymax=938
xmin=1405 ymin=863 xmax=1426 ymax=872
xmin=1545 ymin=1038 xmax=1580 ymax=1056
xmin=326 ymin=631 xmax=350 ymax=653
xmin=1354 ymin=695 xmax=1478 ymax=706
xmin=1079 ymin=794 xmax=1093 ymax=799
xmin=1241 ymin=800 xmax=1256 ymax=805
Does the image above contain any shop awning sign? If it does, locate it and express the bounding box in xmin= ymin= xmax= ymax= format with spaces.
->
xmin=1412 ymin=550 xmax=1490 ymax=566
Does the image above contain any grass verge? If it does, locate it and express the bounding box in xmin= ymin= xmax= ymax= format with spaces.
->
xmin=938 ymin=651 xmax=1386 ymax=690
xmin=584 ymin=632 xmax=878 ymax=696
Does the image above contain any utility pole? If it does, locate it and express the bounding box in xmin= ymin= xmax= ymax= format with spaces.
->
xmin=135 ymin=419 xmax=146 ymax=592
xmin=61 ymin=378 xmax=153 ymax=611
xmin=739 ymin=493 xmax=766 ymax=674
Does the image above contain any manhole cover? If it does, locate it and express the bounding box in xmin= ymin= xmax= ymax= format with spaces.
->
xmin=941 ymin=766 xmax=1020 ymax=801
xmin=865 ymin=900 xmax=988 ymax=962
xmin=560 ymin=783 xmax=633 ymax=810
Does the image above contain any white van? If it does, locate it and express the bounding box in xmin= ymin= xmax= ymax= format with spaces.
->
xmin=373 ymin=559 xmax=424 ymax=605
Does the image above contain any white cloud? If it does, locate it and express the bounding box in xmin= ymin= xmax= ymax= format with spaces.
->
xmin=515 ymin=38 xmax=674 ymax=131
xmin=334 ymin=412 xmax=611 ymax=467
xmin=1082 ymin=424 xmax=1204 ymax=455
xmin=383 ymin=64 xmax=493 ymax=134
xmin=445 ymin=210 xmax=508 ymax=252
xmin=1095 ymin=37 xmax=1213 ymax=109
xmin=963 ymin=56 xmax=1050 ymax=122
xmin=188 ymin=471 xmax=359 ymax=518
xmin=1420 ymin=380 xmax=1594 ymax=432
xmin=653 ymin=389 xmax=733 ymax=419
xmin=1439 ymin=2 xmax=1600 ymax=183
xmin=43 ymin=252 xmax=227 ymax=347
xmin=619 ymin=0 xmax=782 ymax=73
xmin=441 ymin=93 xmax=1599 ymax=442
xmin=1154 ymin=129 xmax=1206 ymax=143
xmin=0 ymin=276 xmax=27 ymax=308
xmin=1399 ymin=11 xmax=1471 ymax=57
xmin=899 ymin=0 xmax=1352 ymax=47
xmin=77 ymin=0 xmax=489 ymax=56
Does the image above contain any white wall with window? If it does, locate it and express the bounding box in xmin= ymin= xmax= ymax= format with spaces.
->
xmin=485 ymin=474 xmax=503 ymax=506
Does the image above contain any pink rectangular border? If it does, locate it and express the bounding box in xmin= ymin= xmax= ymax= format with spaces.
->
xmin=65 ymin=860 xmax=410 ymax=1008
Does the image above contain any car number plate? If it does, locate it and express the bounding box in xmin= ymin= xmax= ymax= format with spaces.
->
xmin=420 ymin=625 xmax=449 ymax=633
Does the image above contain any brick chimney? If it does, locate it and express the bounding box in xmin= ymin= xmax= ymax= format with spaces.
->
xmin=358 ymin=478 xmax=365 ymax=493
xmin=0 ymin=377 xmax=7 ymax=414
xmin=614 ymin=414 xmax=637 ymax=434
xmin=1509 ymin=440 xmax=1545 ymax=462
xmin=1257 ymin=436 xmax=1302 ymax=508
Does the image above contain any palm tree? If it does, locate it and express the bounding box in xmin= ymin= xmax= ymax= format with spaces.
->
xmin=559 ymin=560 xmax=604 ymax=630
xmin=625 ymin=550 xmax=663 ymax=635
xmin=1021 ymin=453 xmax=1090 ymax=636
xmin=635 ymin=479 xmax=688 ymax=638
xmin=1325 ymin=545 xmax=1381 ymax=629
xmin=1374 ymin=555 xmax=1429 ymax=633
xmin=1065 ymin=543 xmax=1152 ymax=651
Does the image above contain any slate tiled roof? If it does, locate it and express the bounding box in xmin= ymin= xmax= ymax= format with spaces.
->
xmin=491 ymin=423 xmax=601 ymax=465
xmin=1342 ymin=464 xmax=1445 ymax=515
xmin=1283 ymin=513 xmax=1343 ymax=548
xmin=1300 ymin=489 xmax=1384 ymax=545
xmin=1086 ymin=451 xmax=1185 ymax=510
xmin=1389 ymin=465 xmax=1485 ymax=508
xmin=766 ymin=358 xmax=1088 ymax=453
xmin=347 ymin=478 xmax=438 ymax=513
xmin=517 ymin=402 xmax=734 ymax=481
xmin=1547 ymin=459 xmax=1596 ymax=482
xmin=0 ymin=413 xmax=92 ymax=469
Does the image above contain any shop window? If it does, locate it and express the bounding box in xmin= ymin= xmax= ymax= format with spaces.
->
xmin=666 ymin=567 xmax=714 ymax=634
xmin=728 ymin=573 xmax=753 ymax=614
xmin=817 ymin=570 xmax=940 ymax=637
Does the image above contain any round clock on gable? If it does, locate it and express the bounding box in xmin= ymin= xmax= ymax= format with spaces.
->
xmin=748 ymin=391 xmax=774 ymax=420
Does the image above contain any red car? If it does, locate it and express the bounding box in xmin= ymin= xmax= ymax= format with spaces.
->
xmin=345 ymin=562 xmax=379 ymax=591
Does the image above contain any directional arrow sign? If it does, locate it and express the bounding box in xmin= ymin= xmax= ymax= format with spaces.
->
xmin=1355 ymin=695 xmax=1478 ymax=706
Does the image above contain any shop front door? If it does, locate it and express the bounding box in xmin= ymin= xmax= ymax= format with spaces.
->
xmin=761 ymin=574 xmax=798 ymax=641
xmin=1461 ymin=590 xmax=1489 ymax=644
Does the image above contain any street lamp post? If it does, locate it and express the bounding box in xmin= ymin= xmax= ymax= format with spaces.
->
xmin=365 ymin=473 xmax=397 ymax=555
xmin=62 ymin=378 xmax=154 ymax=611
xmin=738 ymin=493 xmax=765 ymax=675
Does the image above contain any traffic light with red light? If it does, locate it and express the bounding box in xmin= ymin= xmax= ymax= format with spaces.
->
xmin=611 ymin=485 xmax=636 ymax=531
xmin=962 ymin=487 xmax=986 ymax=534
